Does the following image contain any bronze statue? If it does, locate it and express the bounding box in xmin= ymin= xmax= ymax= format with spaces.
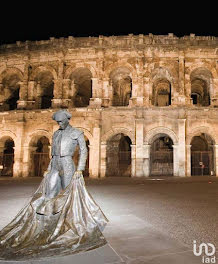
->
xmin=0 ymin=109 xmax=108 ymax=261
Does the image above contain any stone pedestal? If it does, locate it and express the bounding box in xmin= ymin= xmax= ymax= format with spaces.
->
xmin=129 ymin=97 xmax=145 ymax=107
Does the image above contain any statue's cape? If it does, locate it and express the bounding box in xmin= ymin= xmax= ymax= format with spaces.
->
xmin=0 ymin=174 xmax=109 ymax=260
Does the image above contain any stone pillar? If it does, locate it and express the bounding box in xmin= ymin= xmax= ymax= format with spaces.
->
xmin=89 ymin=78 xmax=102 ymax=108
xmin=210 ymin=78 xmax=218 ymax=107
xmin=89 ymin=127 xmax=101 ymax=178
xmin=17 ymin=81 xmax=28 ymax=109
xmin=69 ymin=80 xmax=77 ymax=107
xmin=101 ymin=78 xmax=111 ymax=107
xmin=186 ymin=144 xmax=191 ymax=177
xmin=13 ymin=145 xmax=22 ymax=177
xmin=129 ymin=77 xmax=145 ymax=107
xmin=100 ymin=143 xmax=107 ymax=177
xmin=214 ymin=144 xmax=218 ymax=177
xmin=143 ymin=144 xmax=151 ymax=177
xmin=51 ymin=79 xmax=62 ymax=108
xmin=62 ymin=79 xmax=71 ymax=108
xmin=130 ymin=144 xmax=136 ymax=177
xmin=178 ymin=119 xmax=186 ymax=176
xmin=26 ymin=81 xmax=36 ymax=109
xmin=135 ymin=119 xmax=144 ymax=177
xmin=21 ymin=145 xmax=31 ymax=177
xmin=173 ymin=144 xmax=179 ymax=176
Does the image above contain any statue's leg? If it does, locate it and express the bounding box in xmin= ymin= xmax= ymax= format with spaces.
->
xmin=60 ymin=156 xmax=75 ymax=189
xmin=45 ymin=157 xmax=62 ymax=198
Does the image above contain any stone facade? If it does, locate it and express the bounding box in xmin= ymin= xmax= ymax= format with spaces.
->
xmin=0 ymin=33 xmax=218 ymax=178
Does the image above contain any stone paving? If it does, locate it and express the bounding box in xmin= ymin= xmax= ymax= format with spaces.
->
xmin=0 ymin=176 xmax=217 ymax=263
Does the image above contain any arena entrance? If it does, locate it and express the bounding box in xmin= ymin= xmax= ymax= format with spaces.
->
xmin=0 ymin=137 xmax=14 ymax=176
xmin=150 ymin=135 xmax=173 ymax=176
xmin=191 ymin=133 xmax=214 ymax=176
xmin=30 ymin=136 xmax=50 ymax=177
xmin=106 ymin=133 xmax=132 ymax=177
xmin=72 ymin=136 xmax=89 ymax=177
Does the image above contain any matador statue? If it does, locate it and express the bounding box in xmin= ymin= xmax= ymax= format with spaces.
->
xmin=0 ymin=109 xmax=109 ymax=261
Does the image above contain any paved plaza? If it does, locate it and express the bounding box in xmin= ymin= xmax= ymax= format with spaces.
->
xmin=0 ymin=176 xmax=217 ymax=263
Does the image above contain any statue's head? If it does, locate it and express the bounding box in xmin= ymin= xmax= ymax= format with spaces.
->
xmin=52 ymin=109 xmax=72 ymax=130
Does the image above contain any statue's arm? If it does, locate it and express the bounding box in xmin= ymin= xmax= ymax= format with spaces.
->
xmin=76 ymin=132 xmax=88 ymax=172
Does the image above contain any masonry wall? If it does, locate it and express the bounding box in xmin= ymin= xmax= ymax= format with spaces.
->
xmin=0 ymin=33 xmax=217 ymax=177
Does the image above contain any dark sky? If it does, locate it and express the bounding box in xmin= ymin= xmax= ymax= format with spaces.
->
xmin=0 ymin=4 xmax=216 ymax=45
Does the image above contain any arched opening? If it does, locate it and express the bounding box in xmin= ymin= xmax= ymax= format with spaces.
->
xmin=0 ymin=137 xmax=14 ymax=176
xmin=30 ymin=136 xmax=50 ymax=177
xmin=106 ymin=133 xmax=132 ymax=176
xmin=150 ymin=134 xmax=173 ymax=176
xmin=1 ymin=73 xmax=21 ymax=111
xmin=152 ymin=79 xmax=171 ymax=106
xmin=69 ymin=68 xmax=92 ymax=107
xmin=190 ymin=68 xmax=212 ymax=106
xmin=191 ymin=133 xmax=214 ymax=176
xmin=109 ymin=67 xmax=132 ymax=106
xmin=35 ymin=71 xmax=54 ymax=109
xmin=72 ymin=135 xmax=89 ymax=177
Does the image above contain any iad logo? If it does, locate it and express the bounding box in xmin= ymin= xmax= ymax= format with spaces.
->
xmin=193 ymin=240 xmax=216 ymax=263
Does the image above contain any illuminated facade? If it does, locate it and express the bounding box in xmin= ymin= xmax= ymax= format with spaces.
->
xmin=0 ymin=33 xmax=218 ymax=177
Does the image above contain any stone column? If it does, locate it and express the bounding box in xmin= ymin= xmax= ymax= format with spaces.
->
xmin=101 ymin=78 xmax=111 ymax=107
xmin=143 ymin=144 xmax=151 ymax=177
xmin=214 ymin=144 xmax=218 ymax=177
xmin=69 ymin=80 xmax=77 ymax=107
xmin=210 ymin=78 xmax=218 ymax=107
xmin=21 ymin=145 xmax=31 ymax=177
xmin=26 ymin=81 xmax=36 ymax=109
xmin=62 ymin=79 xmax=71 ymax=107
xmin=186 ymin=145 xmax=192 ymax=177
xmin=89 ymin=78 xmax=102 ymax=108
xmin=51 ymin=79 xmax=62 ymax=108
xmin=178 ymin=119 xmax=186 ymax=176
xmin=135 ymin=119 xmax=144 ymax=177
xmin=173 ymin=144 xmax=179 ymax=176
xmin=17 ymin=81 xmax=28 ymax=109
xmin=89 ymin=127 xmax=101 ymax=178
xmin=129 ymin=77 xmax=145 ymax=107
xmin=130 ymin=144 xmax=136 ymax=177
xmin=13 ymin=145 xmax=22 ymax=177
xmin=100 ymin=143 xmax=107 ymax=177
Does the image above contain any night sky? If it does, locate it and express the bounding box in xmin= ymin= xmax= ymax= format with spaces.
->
xmin=0 ymin=4 xmax=216 ymax=45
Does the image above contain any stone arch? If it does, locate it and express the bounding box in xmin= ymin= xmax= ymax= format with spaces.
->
xmin=109 ymin=66 xmax=133 ymax=106
xmin=189 ymin=131 xmax=215 ymax=176
xmin=31 ymin=66 xmax=55 ymax=109
xmin=30 ymin=65 xmax=58 ymax=81
xmin=67 ymin=67 xmax=93 ymax=107
xmin=0 ymin=68 xmax=24 ymax=111
xmin=190 ymin=67 xmax=213 ymax=106
xmin=187 ymin=126 xmax=217 ymax=145
xmin=25 ymin=129 xmax=52 ymax=147
xmin=151 ymin=67 xmax=173 ymax=106
xmin=105 ymin=62 xmax=137 ymax=79
xmin=28 ymin=132 xmax=51 ymax=177
xmin=145 ymin=127 xmax=178 ymax=145
xmin=106 ymin=133 xmax=132 ymax=177
xmin=0 ymin=130 xmax=17 ymax=143
xmin=0 ymin=135 xmax=15 ymax=176
xmin=64 ymin=64 xmax=98 ymax=79
xmin=101 ymin=127 xmax=135 ymax=144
